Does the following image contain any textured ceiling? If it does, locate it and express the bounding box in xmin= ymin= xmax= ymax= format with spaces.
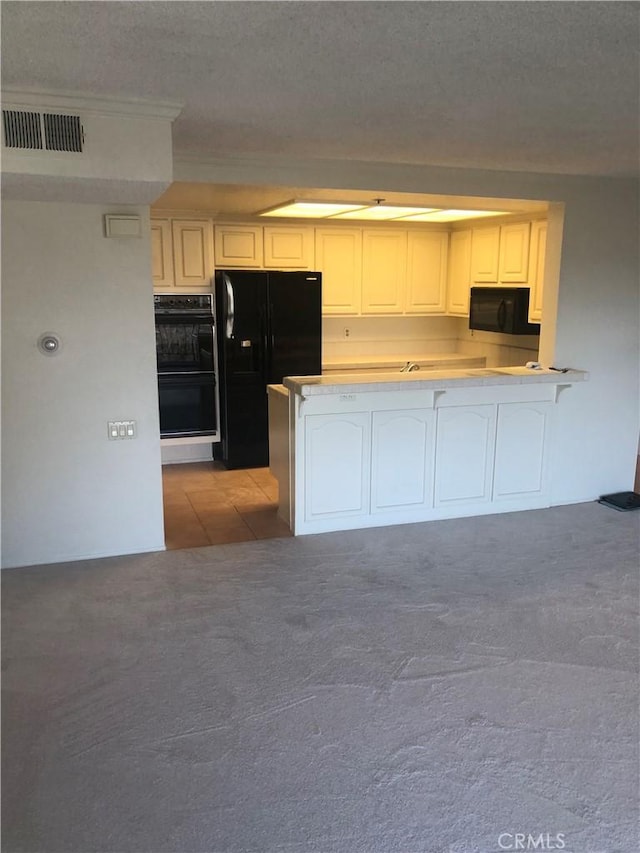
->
xmin=2 ymin=1 xmax=639 ymax=178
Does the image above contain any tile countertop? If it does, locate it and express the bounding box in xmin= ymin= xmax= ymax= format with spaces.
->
xmin=283 ymin=367 xmax=589 ymax=397
xmin=322 ymin=353 xmax=486 ymax=370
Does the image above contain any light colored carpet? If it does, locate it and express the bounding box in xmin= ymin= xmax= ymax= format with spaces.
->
xmin=2 ymin=502 xmax=638 ymax=853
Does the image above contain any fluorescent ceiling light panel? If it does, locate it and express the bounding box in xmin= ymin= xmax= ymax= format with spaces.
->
xmin=258 ymin=201 xmax=367 ymax=218
xmin=401 ymin=209 xmax=507 ymax=222
xmin=330 ymin=205 xmax=440 ymax=221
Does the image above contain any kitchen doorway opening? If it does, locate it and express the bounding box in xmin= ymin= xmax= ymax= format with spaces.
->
xmin=161 ymin=461 xmax=292 ymax=549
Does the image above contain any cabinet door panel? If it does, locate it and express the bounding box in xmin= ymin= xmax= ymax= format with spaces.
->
xmin=315 ymin=228 xmax=362 ymax=315
xmin=447 ymin=229 xmax=472 ymax=316
xmin=527 ymin=221 xmax=547 ymax=323
xmin=493 ymin=402 xmax=550 ymax=499
xmin=172 ymin=220 xmax=214 ymax=287
xmin=471 ymin=227 xmax=500 ymax=283
xmin=435 ymin=405 xmax=496 ymax=505
xmin=304 ymin=413 xmax=370 ymax=519
xmin=405 ymin=232 xmax=448 ymax=314
xmin=263 ymin=226 xmax=313 ymax=269
xmin=215 ymin=225 xmax=262 ymax=268
xmin=361 ymin=230 xmax=407 ymax=314
xmin=371 ymin=409 xmax=435 ymax=512
xmin=151 ymin=219 xmax=173 ymax=287
xmin=498 ymin=222 xmax=530 ymax=283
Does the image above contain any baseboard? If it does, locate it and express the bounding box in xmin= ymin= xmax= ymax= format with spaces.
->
xmin=1 ymin=541 xmax=167 ymax=571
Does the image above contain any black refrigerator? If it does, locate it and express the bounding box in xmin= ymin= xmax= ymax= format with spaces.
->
xmin=214 ymin=269 xmax=322 ymax=469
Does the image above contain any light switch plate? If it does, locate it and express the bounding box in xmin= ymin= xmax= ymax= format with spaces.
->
xmin=108 ymin=420 xmax=137 ymax=440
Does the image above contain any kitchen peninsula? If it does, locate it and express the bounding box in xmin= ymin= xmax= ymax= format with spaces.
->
xmin=268 ymin=367 xmax=587 ymax=536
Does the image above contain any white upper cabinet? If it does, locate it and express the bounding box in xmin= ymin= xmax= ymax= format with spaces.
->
xmin=150 ymin=218 xmax=174 ymax=288
xmin=498 ymin=221 xmax=531 ymax=283
xmin=361 ymin=229 xmax=407 ymax=314
xmin=263 ymin=226 xmax=314 ymax=269
xmin=315 ymin=227 xmax=362 ymax=315
xmin=527 ymin=220 xmax=547 ymax=323
xmin=446 ymin=229 xmax=472 ymax=316
xmin=405 ymin=231 xmax=448 ymax=314
xmin=214 ymin=225 xmax=263 ymax=268
xmin=171 ymin=219 xmax=214 ymax=288
xmin=471 ymin=226 xmax=500 ymax=283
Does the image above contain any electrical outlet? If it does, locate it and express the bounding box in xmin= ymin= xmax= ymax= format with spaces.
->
xmin=108 ymin=420 xmax=137 ymax=440
xmin=343 ymin=327 xmax=350 ymax=338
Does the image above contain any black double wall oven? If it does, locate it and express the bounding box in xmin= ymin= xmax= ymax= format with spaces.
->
xmin=154 ymin=294 xmax=219 ymax=440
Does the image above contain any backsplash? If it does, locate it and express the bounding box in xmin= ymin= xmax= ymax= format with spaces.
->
xmin=322 ymin=317 xmax=460 ymax=358
xmin=322 ymin=316 xmax=539 ymax=367
xmin=455 ymin=321 xmax=539 ymax=368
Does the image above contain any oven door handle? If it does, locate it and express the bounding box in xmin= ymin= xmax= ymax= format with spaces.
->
xmin=158 ymin=371 xmax=216 ymax=377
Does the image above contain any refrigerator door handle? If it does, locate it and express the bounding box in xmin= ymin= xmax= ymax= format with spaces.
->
xmin=224 ymin=274 xmax=235 ymax=339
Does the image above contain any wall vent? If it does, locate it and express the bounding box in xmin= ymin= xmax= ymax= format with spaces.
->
xmin=2 ymin=109 xmax=84 ymax=152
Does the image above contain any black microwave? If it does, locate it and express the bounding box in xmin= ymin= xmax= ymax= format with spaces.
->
xmin=469 ymin=287 xmax=540 ymax=335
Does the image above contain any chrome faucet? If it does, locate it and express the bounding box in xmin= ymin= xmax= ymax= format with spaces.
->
xmin=400 ymin=361 xmax=420 ymax=372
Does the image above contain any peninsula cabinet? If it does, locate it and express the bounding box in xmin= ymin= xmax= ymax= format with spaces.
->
xmin=405 ymin=231 xmax=449 ymax=314
xmin=434 ymin=404 xmax=496 ymax=506
xmin=272 ymin=371 xmax=586 ymax=536
xmin=303 ymin=411 xmax=371 ymax=521
xmin=370 ymin=408 xmax=435 ymax=513
xmin=314 ymin=227 xmax=362 ymax=315
xmin=493 ymin=401 xmax=551 ymax=499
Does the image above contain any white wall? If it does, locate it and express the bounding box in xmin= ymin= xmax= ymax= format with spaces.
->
xmin=1 ymin=200 xmax=165 ymax=568
xmin=179 ymin=157 xmax=640 ymax=504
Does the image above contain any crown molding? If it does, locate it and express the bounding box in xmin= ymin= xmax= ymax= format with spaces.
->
xmin=1 ymin=88 xmax=182 ymax=121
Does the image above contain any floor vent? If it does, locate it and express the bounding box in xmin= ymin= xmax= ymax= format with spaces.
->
xmin=2 ymin=109 xmax=84 ymax=152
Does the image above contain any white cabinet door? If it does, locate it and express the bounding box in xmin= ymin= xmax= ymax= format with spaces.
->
xmin=470 ymin=226 xmax=500 ymax=283
xmin=527 ymin=221 xmax=547 ymax=323
xmin=315 ymin=228 xmax=362 ymax=315
xmin=172 ymin=220 xmax=214 ymax=288
xmin=263 ymin=226 xmax=314 ymax=269
xmin=150 ymin=218 xmax=174 ymax=288
xmin=304 ymin=412 xmax=370 ymax=520
xmin=498 ymin=221 xmax=531 ymax=283
xmin=361 ymin=230 xmax=407 ymax=314
xmin=371 ymin=409 xmax=435 ymax=513
xmin=405 ymin=231 xmax=448 ymax=314
xmin=434 ymin=405 xmax=496 ymax=506
xmin=493 ymin=402 xmax=551 ymax=500
xmin=214 ymin=225 xmax=263 ymax=268
xmin=446 ymin=229 xmax=472 ymax=316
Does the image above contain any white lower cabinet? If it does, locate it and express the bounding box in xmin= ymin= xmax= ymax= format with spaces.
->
xmin=304 ymin=412 xmax=370 ymax=521
xmin=371 ymin=409 xmax=435 ymax=512
xmin=493 ymin=402 xmax=551 ymax=500
xmin=434 ymin=404 xmax=496 ymax=506
xmin=281 ymin=383 xmax=562 ymax=535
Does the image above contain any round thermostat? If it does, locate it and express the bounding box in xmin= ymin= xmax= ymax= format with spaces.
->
xmin=37 ymin=333 xmax=62 ymax=356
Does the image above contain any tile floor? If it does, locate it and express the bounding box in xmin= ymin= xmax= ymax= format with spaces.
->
xmin=162 ymin=462 xmax=292 ymax=549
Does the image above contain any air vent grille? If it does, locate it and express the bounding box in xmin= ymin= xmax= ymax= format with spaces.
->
xmin=3 ymin=110 xmax=43 ymax=150
xmin=43 ymin=113 xmax=83 ymax=152
xmin=2 ymin=109 xmax=84 ymax=152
